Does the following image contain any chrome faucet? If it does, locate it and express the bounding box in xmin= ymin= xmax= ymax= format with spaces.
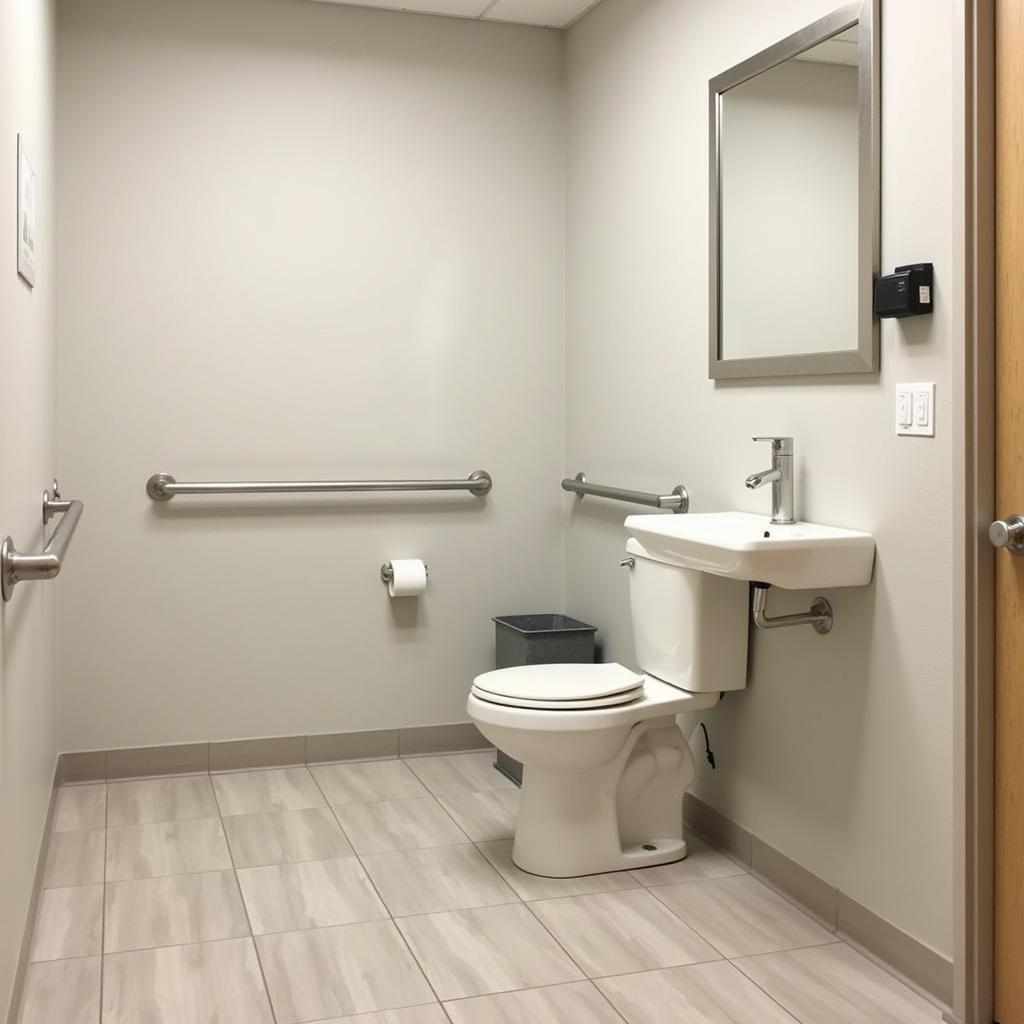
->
xmin=745 ymin=436 xmax=795 ymax=525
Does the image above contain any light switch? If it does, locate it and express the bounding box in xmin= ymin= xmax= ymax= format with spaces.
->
xmin=896 ymin=383 xmax=935 ymax=437
xmin=896 ymin=388 xmax=913 ymax=428
xmin=913 ymin=389 xmax=929 ymax=426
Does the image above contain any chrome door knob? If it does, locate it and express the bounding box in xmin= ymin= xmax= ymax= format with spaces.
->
xmin=989 ymin=514 xmax=1024 ymax=554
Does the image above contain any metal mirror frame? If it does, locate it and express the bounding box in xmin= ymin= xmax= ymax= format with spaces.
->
xmin=708 ymin=0 xmax=880 ymax=380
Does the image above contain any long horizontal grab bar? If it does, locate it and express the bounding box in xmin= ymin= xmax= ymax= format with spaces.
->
xmin=1 ymin=484 xmax=85 ymax=601
xmin=562 ymin=472 xmax=689 ymax=513
xmin=146 ymin=470 xmax=493 ymax=502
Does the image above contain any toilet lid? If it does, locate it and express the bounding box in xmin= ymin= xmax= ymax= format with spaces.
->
xmin=472 ymin=662 xmax=645 ymax=704
xmin=471 ymin=685 xmax=644 ymax=710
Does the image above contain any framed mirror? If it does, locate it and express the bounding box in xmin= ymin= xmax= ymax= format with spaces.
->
xmin=708 ymin=0 xmax=879 ymax=380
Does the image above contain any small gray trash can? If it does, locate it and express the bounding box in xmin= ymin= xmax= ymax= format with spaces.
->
xmin=491 ymin=614 xmax=598 ymax=785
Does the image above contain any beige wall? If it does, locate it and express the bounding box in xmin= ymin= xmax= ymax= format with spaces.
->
xmin=564 ymin=0 xmax=954 ymax=957
xmin=53 ymin=0 xmax=957 ymax=965
xmin=55 ymin=0 xmax=566 ymax=750
xmin=0 ymin=0 xmax=57 ymax=1015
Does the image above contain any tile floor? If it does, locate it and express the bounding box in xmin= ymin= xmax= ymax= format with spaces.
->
xmin=18 ymin=750 xmax=945 ymax=1024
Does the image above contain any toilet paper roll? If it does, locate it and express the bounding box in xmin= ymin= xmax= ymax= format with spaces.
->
xmin=385 ymin=559 xmax=428 ymax=598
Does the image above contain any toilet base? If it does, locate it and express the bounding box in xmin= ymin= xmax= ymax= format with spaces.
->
xmin=510 ymin=716 xmax=697 ymax=877
xmin=514 ymin=837 xmax=689 ymax=878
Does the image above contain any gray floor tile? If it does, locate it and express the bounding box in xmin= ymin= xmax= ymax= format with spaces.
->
xmin=734 ymin=942 xmax=944 ymax=1023
xmin=223 ymin=807 xmax=354 ymax=867
xmin=256 ymin=920 xmax=434 ymax=1023
xmin=29 ymin=885 xmax=103 ymax=962
xmin=397 ymin=903 xmax=584 ymax=1000
xmin=17 ymin=956 xmax=101 ymax=1024
xmin=52 ymin=785 xmax=106 ymax=833
xmin=311 ymin=760 xmax=428 ymax=805
xmin=598 ymin=961 xmax=801 ymax=1023
xmin=436 ymin=789 xmax=519 ymax=842
xmin=529 ymin=889 xmax=720 ymax=978
xmin=102 ymin=937 xmax=274 ymax=1024
xmin=443 ymin=981 xmax=624 ymax=1023
xmin=404 ymin=752 xmax=515 ymax=796
xmin=237 ymin=857 xmax=388 ymax=934
xmin=629 ymin=832 xmax=747 ymax=887
xmin=42 ymin=830 xmax=105 ymax=888
xmin=318 ymin=1009 xmax=448 ymax=1024
xmin=361 ymin=843 xmax=517 ymax=917
xmin=332 ymin=796 xmax=467 ymax=853
xmin=104 ymin=869 xmax=249 ymax=953
xmin=478 ymin=840 xmax=641 ymax=901
xmin=213 ymin=767 xmax=325 ymax=816
xmin=650 ymin=875 xmax=835 ymax=958
xmin=107 ymin=776 xmax=218 ymax=827
xmin=106 ymin=818 xmax=232 ymax=880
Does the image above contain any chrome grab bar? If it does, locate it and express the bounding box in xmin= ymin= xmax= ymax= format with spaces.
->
xmin=561 ymin=472 xmax=689 ymax=513
xmin=146 ymin=470 xmax=493 ymax=502
xmin=1 ymin=481 xmax=85 ymax=601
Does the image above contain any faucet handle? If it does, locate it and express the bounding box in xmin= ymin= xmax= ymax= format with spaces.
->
xmin=752 ymin=436 xmax=793 ymax=455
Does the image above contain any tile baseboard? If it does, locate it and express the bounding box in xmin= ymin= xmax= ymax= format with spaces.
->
xmin=7 ymin=759 xmax=61 ymax=1024
xmin=837 ymin=891 xmax=954 ymax=1012
xmin=210 ymin=736 xmax=305 ymax=773
xmin=307 ymin=729 xmax=399 ymax=764
xmin=59 ymin=722 xmax=489 ymax=783
xmin=683 ymin=792 xmax=953 ymax=1010
xmin=398 ymin=722 xmax=488 ymax=757
xmin=108 ymin=742 xmax=209 ymax=780
xmin=750 ymin=835 xmax=839 ymax=932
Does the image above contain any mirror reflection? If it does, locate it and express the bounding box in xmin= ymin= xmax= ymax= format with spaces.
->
xmin=710 ymin=9 xmax=877 ymax=380
xmin=720 ymin=28 xmax=859 ymax=360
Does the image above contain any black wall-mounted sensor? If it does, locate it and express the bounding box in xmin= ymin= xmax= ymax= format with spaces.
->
xmin=873 ymin=263 xmax=934 ymax=319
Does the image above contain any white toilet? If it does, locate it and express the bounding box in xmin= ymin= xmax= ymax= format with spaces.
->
xmin=467 ymin=536 xmax=750 ymax=878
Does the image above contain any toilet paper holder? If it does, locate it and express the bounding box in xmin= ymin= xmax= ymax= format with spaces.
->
xmin=380 ymin=562 xmax=429 ymax=584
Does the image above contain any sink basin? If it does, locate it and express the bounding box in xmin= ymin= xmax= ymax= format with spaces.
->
xmin=624 ymin=511 xmax=875 ymax=590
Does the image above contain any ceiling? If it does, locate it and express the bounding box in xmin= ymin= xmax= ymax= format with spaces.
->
xmin=794 ymin=27 xmax=859 ymax=67
xmin=310 ymin=0 xmax=603 ymax=30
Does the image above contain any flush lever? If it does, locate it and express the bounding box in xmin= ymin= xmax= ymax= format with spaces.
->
xmin=990 ymin=514 xmax=1024 ymax=555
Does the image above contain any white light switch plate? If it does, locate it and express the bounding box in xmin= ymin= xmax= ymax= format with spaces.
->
xmin=896 ymin=383 xmax=935 ymax=437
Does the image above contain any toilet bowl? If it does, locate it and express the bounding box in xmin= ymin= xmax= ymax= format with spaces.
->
xmin=467 ymin=537 xmax=751 ymax=877
xmin=470 ymin=667 xmax=719 ymax=876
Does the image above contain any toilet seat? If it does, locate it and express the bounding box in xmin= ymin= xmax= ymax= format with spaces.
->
xmin=471 ymin=687 xmax=644 ymax=711
xmin=472 ymin=663 xmax=645 ymax=711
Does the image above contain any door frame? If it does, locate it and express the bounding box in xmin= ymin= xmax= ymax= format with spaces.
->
xmin=953 ymin=0 xmax=996 ymax=1021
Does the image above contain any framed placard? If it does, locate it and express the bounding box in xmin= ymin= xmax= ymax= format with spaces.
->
xmin=17 ymin=135 xmax=37 ymax=287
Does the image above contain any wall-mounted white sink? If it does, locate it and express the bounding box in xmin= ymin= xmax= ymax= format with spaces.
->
xmin=624 ymin=511 xmax=875 ymax=590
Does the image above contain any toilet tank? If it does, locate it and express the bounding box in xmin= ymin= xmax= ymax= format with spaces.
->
xmin=626 ymin=537 xmax=749 ymax=693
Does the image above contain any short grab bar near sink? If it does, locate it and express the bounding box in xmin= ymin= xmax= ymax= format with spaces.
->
xmin=561 ymin=472 xmax=689 ymax=513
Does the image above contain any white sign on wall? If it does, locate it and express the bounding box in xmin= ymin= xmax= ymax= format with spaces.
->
xmin=17 ymin=135 xmax=36 ymax=287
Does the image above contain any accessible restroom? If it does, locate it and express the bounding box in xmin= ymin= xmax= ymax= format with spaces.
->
xmin=0 ymin=0 xmax=1017 ymax=1021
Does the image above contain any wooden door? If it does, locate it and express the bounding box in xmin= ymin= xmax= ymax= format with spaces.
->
xmin=996 ymin=2 xmax=1024 ymax=1020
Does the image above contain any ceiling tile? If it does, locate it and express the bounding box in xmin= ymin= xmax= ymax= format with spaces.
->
xmin=312 ymin=0 xmax=492 ymax=18
xmin=482 ymin=0 xmax=600 ymax=28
